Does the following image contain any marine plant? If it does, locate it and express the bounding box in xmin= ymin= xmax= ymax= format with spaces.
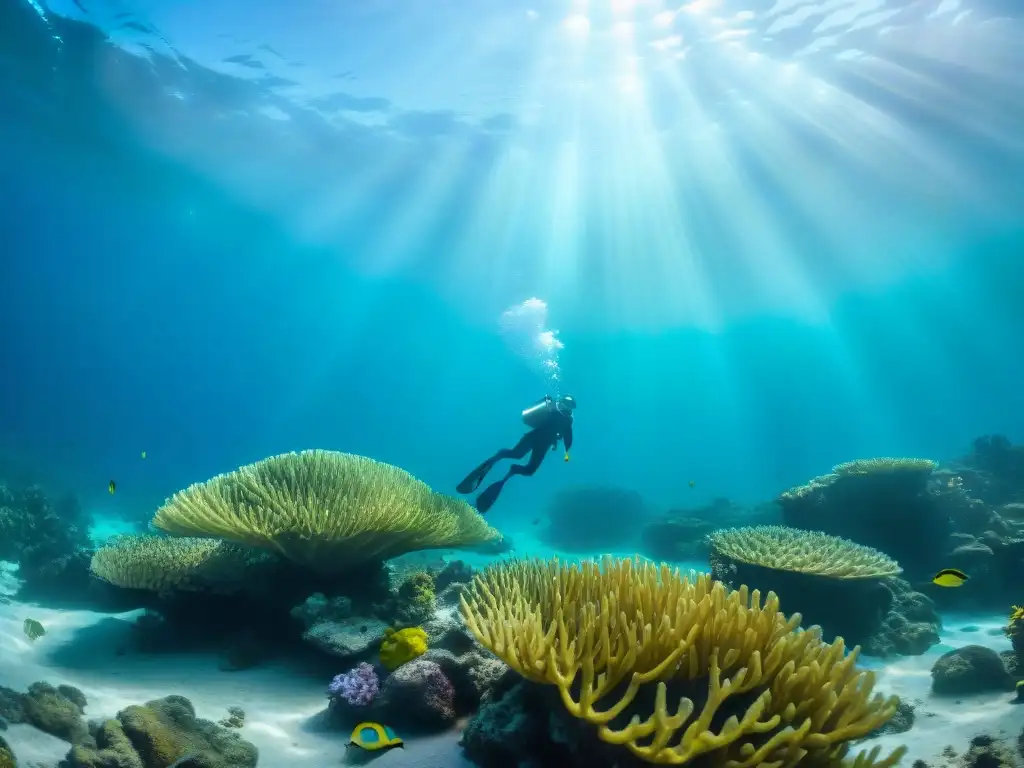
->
xmin=328 ymin=662 xmax=380 ymax=707
xmin=707 ymin=525 xmax=902 ymax=579
xmin=460 ymin=555 xmax=905 ymax=767
xmin=89 ymin=534 xmax=270 ymax=594
xmin=380 ymin=626 xmax=428 ymax=671
xmin=150 ymin=450 xmax=501 ymax=573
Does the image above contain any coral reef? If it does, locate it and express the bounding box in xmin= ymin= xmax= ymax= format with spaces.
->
xmin=0 ymin=682 xmax=91 ymax=746
xmin=708 ymin=525 xmax=902 ymax=579
xmin=930 ymin=645 xmax=1015 ymax=695
xmin=537 ymin=486 xmax=650 ymax=553
xmin=777 ymin=439 xmax=1024 ymax=610
xmin=63 ymin=694 xmax=257 ymax=768
xmin=460 ymin=555 xmax=904 ymax=766
xmin=777 ymin=456 xmax=945 ymax=580
xmin=150 ymin=450 xmax=501 ymax=573
xmin=862 ymin=579 xmax=942 ymax=657
xmin=708 ymin=525 xmax=906 ymax=647
xmin=0 ymin=482 xmax=94 ymax=603
xmin=90 ymin=536 xmax=277 ymax=595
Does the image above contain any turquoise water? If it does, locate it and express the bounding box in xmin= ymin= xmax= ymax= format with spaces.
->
xmin=2 ymin=1 xmax=1024 ymax=767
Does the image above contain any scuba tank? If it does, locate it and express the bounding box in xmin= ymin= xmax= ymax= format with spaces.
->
xmin=522 ymin=396 xmax=555 ymax=429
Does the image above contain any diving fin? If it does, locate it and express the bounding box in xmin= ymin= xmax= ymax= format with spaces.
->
xmin=457 ymin=459 xmax=495 ymax=495
xmin=475 ymin=480 xmax=505 ymax=514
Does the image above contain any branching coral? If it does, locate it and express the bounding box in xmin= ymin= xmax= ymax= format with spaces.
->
xmin=89 ymin=534 xmax=268 ymax=594
xmin=460 ymin=556 xmax=904 ymax=767
xmin=150 ymin=450 xmax=501 ymax=573
xmin=707 ymin=526 xmax=903 ymax=580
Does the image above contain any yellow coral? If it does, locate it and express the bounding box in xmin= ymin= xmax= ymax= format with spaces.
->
xmin=460 ymin=556 xmax=904 ymax=767
xmin=832 ymin=457 xmax=938 ymax=476
xmin=707 ymin=525 xmax=902 ymax=579
xmin=150 ymin=450 xmax=502 ymax=573
xmin=380 ymin=626 xmax=428 ymax=670
xmin=89 ymin=535 xmax=267 ymax=593
xmin=1005 ymin=605 xmax=1024 ymax=641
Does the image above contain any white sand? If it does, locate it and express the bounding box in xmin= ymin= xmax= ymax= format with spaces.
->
xmin=859 ymin=614 xmax=1024 ymax=763
xmin=0 ymin=589 xmax=471 ymax=767
xmin=1 ymin=563 xmax=1020 ymax=767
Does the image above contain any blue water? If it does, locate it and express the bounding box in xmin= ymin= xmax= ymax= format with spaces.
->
xmin=1 ymin=2 xmax=1023 ymax=535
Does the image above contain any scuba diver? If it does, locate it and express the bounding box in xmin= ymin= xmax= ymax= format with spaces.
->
xmin=457 ymin=394 xmax=576 ymax=514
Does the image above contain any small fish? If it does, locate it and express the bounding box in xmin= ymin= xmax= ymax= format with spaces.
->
xmin=348 ymin=722 xmax=403 ymax=752
xmin=688 ymin=480 xmax=696 ymax=488
xmin=531 ymin=518 xmax=540 ymax=525
xmin=141 ymin=451 xmax=147 ymax=459
xmin=23 ymin=618 xmax=45 ymax=641
xmin=108 ymin=480 xmax=116 ymax=495
xmin=933 ymin=568 xmax=968 ymax=588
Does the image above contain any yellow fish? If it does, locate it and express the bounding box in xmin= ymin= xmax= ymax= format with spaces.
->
xmin=23 ymin=618 xmax=45 ymax=641
xmin=347 ymin=722 xmax=403 ymax=752
xmin=141 ymin=451 xmax=146 ymax=459
xmin=108 ymin=480 xmax=116 ymax=495
xmin=932 ymin=568 xmax=968 ymax=587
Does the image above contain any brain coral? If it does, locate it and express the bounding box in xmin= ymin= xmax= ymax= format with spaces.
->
xmin=460 ymin=555 xmax=904 ymax=767
xmin=707 ymin=525 xmax=902 ymax=580
xmin=150 ymin=450 xmax=502 ymax=573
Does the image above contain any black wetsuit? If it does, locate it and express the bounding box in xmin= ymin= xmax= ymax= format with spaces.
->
xmin=457 ymin=404 xmax=574 ymax=513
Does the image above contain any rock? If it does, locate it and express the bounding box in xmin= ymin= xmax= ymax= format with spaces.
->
xmin=0 ymin=688 xmax=24 ymax=725
xmin=418 ymin=648 xmax=511 ymax=712
xmin=375 ymin=659 xmax=456 ymax=730
xmin=302 ymin=618 xmax=389 ymax=659
xmin=422 ymin=604 xmax=474 ymax=654
xmin=22 ymin=682 xmax=91 ymax=745
xmin=116 ymin=695 xmax=256 ymax=767
xmin=435 ymin=561 xmax=473 ymax=591
xmin=864 ymin=580 xmax=941 ymax=657
xmin=460 ymin=681 xmax=551 ymax=768
xmin=434 ymin=582 xmax=467 ymax=609
xmin=289 ymin=593 xmax=352 ymax=628
xmin=931 ymin=645 xmax=1014 ymax=695
xmin=64 ymin=719 xmax=143 ymax=768
xmin=958 ymin=733 xmax=1020 ymax=768
xmin=0 ymin=734 xmax=14 ymax=768
xmin=865 ymin=699 xmax=915 ymax=738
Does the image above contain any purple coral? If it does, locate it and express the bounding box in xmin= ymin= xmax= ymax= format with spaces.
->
xmin=328 ymin=662 xmax=379 ymax=706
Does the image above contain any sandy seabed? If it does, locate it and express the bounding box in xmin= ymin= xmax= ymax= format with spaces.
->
xmin=1 ymin=561 xmax=1020 ymax=767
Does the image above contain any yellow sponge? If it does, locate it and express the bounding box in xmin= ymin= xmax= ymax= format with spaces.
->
xmin=380 ymin=626 xmax=428 ymax=670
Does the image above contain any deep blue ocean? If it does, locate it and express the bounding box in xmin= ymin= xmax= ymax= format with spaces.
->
xmin=2 ymin=0 xmax=1023 ymax=539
